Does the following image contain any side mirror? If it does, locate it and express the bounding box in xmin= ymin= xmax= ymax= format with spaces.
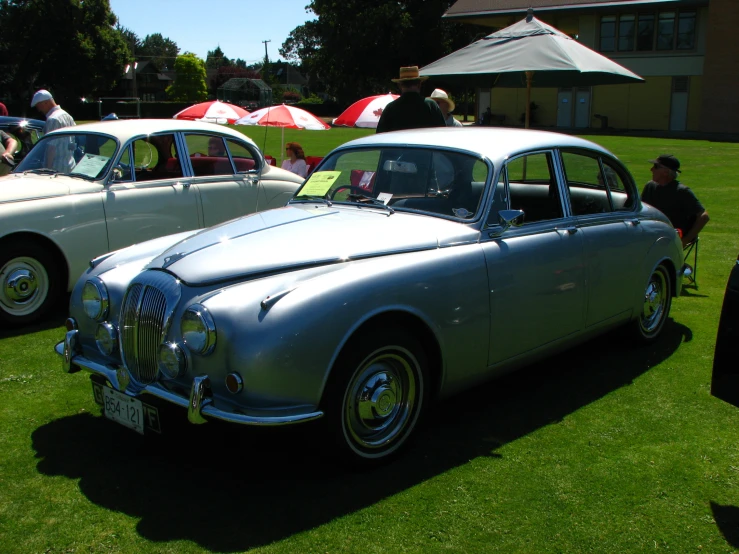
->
xmin=488 ymin=209 xmax=525 ymax=237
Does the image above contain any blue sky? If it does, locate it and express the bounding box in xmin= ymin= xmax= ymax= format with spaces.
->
xmin=108 ymin=0 xmax=316 ymax=65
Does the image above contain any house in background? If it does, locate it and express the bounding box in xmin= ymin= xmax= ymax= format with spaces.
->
xmin=217 ymin=78 xmax=273 ymax=108
xmin=114 ymin=61 xmax=172 ymax=102
xmin=444 ymin=0 xmax=738 ymax=134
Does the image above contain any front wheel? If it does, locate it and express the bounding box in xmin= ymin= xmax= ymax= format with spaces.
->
xmin=0 ymin=243 xmax=60 ymax=326
xmin=324 ymin=327 xmax=428 ymax=466
xmin=633 ymin=264 xmax=672 ymax=343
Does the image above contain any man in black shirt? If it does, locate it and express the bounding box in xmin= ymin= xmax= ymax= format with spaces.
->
xmin=641 ymin=154 xmax=709 ymax=248
xmin=376 ymin=66 xmax=445 ymax=133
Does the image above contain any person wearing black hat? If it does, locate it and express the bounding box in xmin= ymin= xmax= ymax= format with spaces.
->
xmin=376 ymin=66 xmax=445 ymax=134
xmin=641 ymin=154 xmax=709 ymax=248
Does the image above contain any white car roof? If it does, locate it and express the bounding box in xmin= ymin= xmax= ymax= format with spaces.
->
xmin=45 ymin=118 xmax=257 ymax=147
xmin=339 ymin=127 xmax=615 ymax=166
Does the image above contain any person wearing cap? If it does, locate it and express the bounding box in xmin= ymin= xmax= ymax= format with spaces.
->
xmin=641 ymin=154 xmax=709 ymax=248
xmin=429 ymin=89 xmax=462 ymax=127
xmin=0 ymin=102 xmax=8 ymax=117
xmin=31 ymin=89 xmax=75 ymax=135
xmin=376 ymin=66 xmax=445 ymax=134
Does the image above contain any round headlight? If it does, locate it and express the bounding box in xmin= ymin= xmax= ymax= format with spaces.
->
xmin=181 ymin=304 xmax=216 ymax=355
xmin=158 ymin=343 xmax=187 ymax=379
xmin=81 ymin=278 xmax=109 ymax=321
xmin=95 ymin=322 xmax=117 ymax=356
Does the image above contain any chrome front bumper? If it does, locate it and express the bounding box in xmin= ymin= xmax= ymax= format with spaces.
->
xmin=55 ymin=332 xmax=324 ymax=427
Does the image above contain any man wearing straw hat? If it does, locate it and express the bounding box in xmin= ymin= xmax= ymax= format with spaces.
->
xmin=376 ymin=66 xmax=445 ymax=133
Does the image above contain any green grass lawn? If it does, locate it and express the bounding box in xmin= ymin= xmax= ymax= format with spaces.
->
xmin=1 ymin=131 xmax=738 ymax=553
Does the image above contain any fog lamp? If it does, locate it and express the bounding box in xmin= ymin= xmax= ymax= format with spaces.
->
xmin=158 ymin=342 xmax=187 ymax=379
xmin=225 ymin=373 xmax=244 ymax=394
xmin=95 ymin=322 xmax=117 ymax=356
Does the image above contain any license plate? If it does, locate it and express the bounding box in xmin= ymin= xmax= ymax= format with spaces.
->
xmin=102 ymin=386 xmax=145 ymax=434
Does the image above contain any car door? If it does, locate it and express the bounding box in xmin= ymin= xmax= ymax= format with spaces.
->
xmin=559 ymin=149 xmax=645 ymax=327
xmin=480 ymin=150 xmax=586 ymax=366
xmin=103 ymin=132 xmax=201 ymax=251
xmin=182 ymin=134 xmax=260 ymax=227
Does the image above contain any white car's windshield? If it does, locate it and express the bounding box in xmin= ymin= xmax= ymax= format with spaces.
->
xmin=14 ymin=132 xmax=118 ymax=180
xmin=291 ymin=147 xmax=490 ymax=221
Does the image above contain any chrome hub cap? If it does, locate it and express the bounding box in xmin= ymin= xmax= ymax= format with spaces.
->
xmin=641 ymin=271 xmax=667 ymax=334
xmin=0 ymin=257 xmax=49 ymax=316
xmin=344 ymin=348 xmax=419 ymax=453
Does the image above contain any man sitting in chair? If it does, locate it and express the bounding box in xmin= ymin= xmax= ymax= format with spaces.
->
xmin=641 ymin=154 xmax=709 ymax=248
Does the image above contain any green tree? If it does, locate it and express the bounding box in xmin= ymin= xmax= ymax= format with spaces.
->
xmin=206 ymin=46 xmax=230 ymax=69
xmin=138 ymin=33 xmax=179 ymax=70
xmin=279 ymin=1 xmax=485 ymax=104
xmin=0 ymin=0 xmax=129 ymax=108
xmin=166 ymin=52 xmax=208 ymax=102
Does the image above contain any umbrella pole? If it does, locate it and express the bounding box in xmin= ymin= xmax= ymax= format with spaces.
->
xmin=280 ymin=126 xmax=285 ymax=165
xmin=525 ymin=71 xmax=533 ymax=129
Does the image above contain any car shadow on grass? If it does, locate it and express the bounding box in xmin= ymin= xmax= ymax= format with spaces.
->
xmin=710 ymin=502 xmax=739 ymax=547
xmin=31 ymin=318 xmax=690 ymax=552
xmin=0 ymin=293 xmax=69 ymax=339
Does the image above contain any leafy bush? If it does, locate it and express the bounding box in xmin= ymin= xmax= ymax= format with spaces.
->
xmin=297 ymin=94 xmax=324 ymax=105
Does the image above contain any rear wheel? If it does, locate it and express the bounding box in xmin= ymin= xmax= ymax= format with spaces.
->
xmin=633 ymin=264 xmax=672 ymax=343
xmin=324 ymin=327 xmax=428 ymax=466
xmin=0 ymin=242 xmax=60 ymax=326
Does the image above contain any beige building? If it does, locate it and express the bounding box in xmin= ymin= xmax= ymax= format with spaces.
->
xmin=444 ymin=0 xmax=738 ymax=135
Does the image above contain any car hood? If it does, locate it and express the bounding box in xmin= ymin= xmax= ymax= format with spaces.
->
xmin=147 ymin=204 xmax=481 ymax=285
xmin=0 ymin=173 xmax=73 ymax=203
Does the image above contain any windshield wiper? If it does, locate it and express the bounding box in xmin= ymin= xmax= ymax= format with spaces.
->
xmin=24 ymin=168 xmax=58 ymax=176
xmin=67 ymin=172 xmax=96 ymax=181
xmin=293 ymin=195 xmax=332 ymax=207
xmin=347 ymin=193 xmax=394 ymax=215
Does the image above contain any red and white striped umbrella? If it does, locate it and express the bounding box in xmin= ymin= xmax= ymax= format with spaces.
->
xmin=332 ymin=94 xmax=399 ymax=128
xmin=235 ymin=104 xmax=330 ymax=130
xmin=173 ymin=101 xmax=250 ymax=124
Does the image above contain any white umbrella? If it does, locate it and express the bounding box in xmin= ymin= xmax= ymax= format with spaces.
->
xmin=235 ymin=104 xmax=329 ymax=163
xmin=332 ymin=94 xmax=399 ymax=128
xmin=173 ymin=100 xmax=250 ymax=125
xmin=420 ymin=13 xmax=643 ymax=128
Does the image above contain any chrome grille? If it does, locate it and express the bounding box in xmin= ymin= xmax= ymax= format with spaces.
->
xmin=119 ymin=271 xmax=181 ymax=384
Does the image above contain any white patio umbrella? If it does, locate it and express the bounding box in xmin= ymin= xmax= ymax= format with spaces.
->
xmin=173 ymin=100 xmax=250 ymax=124
xmin=332 ymin=94 xmax=399 ymax=128
xmin=235 ymin=104 xmax=329 ymax=163
xmin=420 ymin=12 xmax=644 ymax=128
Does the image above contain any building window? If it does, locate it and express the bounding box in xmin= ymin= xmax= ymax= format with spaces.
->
xmin=600 ymin=15 xmax=616 ymax=51
xmin=637 ymin=13 xmax=655 ymax=51
xmin=600 ymin=10 xmax=696 ymax=53
xmin=677 ymin=11 xmax=697 ymax=49
xmin=657 ymin=12 xmax=676 ymax=50
xmin=618 ymin=14 xmax=635 ymax=51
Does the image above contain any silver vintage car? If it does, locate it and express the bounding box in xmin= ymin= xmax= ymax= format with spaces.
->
xmin=57 ymin=127 xmax=683 ymax=465
xmin=0 ymin=119 xmax=303 ymax=325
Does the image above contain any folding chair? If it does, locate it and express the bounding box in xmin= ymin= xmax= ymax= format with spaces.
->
xmin=682 ymin=236 xmax=699 ymax=288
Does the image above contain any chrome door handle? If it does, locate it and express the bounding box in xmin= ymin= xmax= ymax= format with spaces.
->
xmin=177 ymin=181 xmax=191 ymax=189
xmin=556 ymin=226 xmax=578 ymax=234
xmin=625 ymin=218 xmax=640 ymax=226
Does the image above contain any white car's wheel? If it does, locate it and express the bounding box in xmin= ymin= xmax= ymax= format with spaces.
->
xmin=325 ymin=327 xmax=428 ymax=466
xmin=635 ymin=264 xmax=672 ymax=342
xmin=0 ymin=243 xmax=60 ymax=326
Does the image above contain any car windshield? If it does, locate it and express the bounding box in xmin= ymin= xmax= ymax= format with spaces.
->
xmin=291 ymin=147 xmax=490 ymax=221
xmin=14 ymin=132 xmax=118 ymax=180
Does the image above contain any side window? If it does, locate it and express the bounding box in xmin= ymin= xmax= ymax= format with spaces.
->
xmin=112 ymin=144 xmax=133 ymax=182
xmin=486 ymin=167 xmax=509 ymax=227
xmin=506 ymin=152 xmax=563 ymax=224
xmin=601 ymin=161 xmax=635 ymax=210
xmin=184 ymin=134 xmax=233 ymax=177
xmin=131 ymin=134 xmax=182 ymax=181
xmin=561 ymin=151 xmax=613 ymax=215
xmin=225 ymin=139 xmax=257 ymax=172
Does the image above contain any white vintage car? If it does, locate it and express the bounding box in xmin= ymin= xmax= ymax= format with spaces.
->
xmin=0 ymin=119 xmax=303 ymax=325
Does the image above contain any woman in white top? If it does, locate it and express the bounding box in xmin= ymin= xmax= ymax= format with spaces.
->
xmin=281 ymin=142 xmax=308 ymax=177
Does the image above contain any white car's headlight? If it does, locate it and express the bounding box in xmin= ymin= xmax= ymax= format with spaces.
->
xmin=158 ymin=343 xmax=187 ymax=379
xmin=82 ymin=278 xmax=109 ymax=321
xmin=181 ymin=304 xmax=216 ymax=355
